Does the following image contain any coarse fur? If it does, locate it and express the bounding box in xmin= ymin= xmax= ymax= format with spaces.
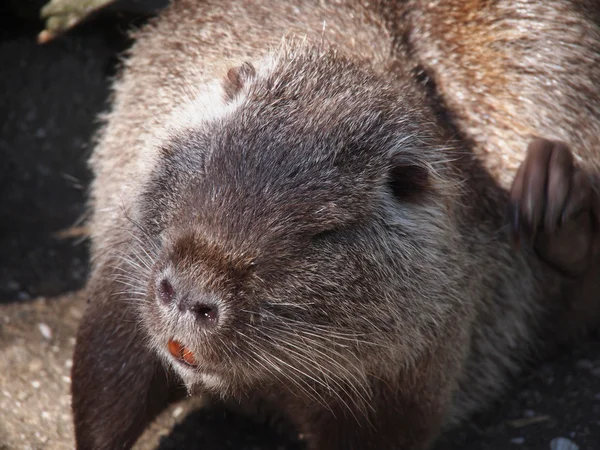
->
xmin=71 ymin=1 xmax=600 ymax=449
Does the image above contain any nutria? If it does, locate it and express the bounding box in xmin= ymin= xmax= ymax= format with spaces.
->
xmin=71 ymin=1 xmax=600 ymax=449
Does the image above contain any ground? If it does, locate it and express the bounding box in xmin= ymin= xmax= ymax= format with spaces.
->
xmin=0 ymin=7 xmax=599 ymax=450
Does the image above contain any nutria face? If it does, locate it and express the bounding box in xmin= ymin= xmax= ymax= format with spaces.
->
xmin=121 ymin=48 xmax=467 ymax=408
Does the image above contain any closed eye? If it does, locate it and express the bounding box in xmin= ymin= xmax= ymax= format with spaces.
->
xmin=311 ymin=228 xmax=338 ymax=244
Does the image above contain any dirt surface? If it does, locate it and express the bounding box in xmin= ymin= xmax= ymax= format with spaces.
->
xmin=1 ymin=7 xmax=599 ymax=450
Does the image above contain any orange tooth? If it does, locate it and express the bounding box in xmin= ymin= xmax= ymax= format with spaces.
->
xmin=168 ymin=339 xmax=183 ymax=359
xmin=167 ymin=339 xmax=197 ymax=366
xmin=181 ymin=347 xmax=197 ymax=366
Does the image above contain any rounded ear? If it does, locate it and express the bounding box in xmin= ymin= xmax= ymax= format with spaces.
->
xmin=222 ymin=61 xmax=256 ymax=101
xmin=387 ymin=155 xmax=430 ymax=202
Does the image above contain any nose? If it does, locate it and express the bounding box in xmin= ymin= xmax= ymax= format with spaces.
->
xmin=157 ymin=278 xmax=220 ymax=327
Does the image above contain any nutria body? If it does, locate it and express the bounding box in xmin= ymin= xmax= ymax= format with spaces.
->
xmin=71 ymin=1 xmax=600 ymax=449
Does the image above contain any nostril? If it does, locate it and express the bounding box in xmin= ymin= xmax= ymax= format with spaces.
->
xmin=190 ymin=303 xmax=219 ymax=325
xmin=158 ymin=278 xmax=175 ymax=304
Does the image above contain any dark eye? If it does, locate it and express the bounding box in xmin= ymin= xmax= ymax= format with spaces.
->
xmin=311 ymin=228 xmax=338 ymax=244
xmin=388 ymin=163 xmax=430 ymax=201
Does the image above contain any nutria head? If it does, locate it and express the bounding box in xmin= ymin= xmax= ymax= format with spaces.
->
xmin=121 ymin=46 xmax=469 ymax=413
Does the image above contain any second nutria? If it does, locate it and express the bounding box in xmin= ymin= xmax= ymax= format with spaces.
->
xmin=71 ymin=1 xmax=600 ymax=449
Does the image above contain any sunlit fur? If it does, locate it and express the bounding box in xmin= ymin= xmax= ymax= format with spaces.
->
xmin=114 ymin=48 xmax=469 ymax=419
xmin=72 ymin=1 xmax=600 ymax=449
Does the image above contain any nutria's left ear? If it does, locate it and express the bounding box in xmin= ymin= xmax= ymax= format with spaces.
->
xmin=387 ymin=154 xmax=431 ymax=202
xmin=222 ymin=62 xmax=256 ymax=101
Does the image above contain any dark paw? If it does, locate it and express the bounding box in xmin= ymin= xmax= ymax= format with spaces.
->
xmin=508 ymin=138 xmax=600 ymax=276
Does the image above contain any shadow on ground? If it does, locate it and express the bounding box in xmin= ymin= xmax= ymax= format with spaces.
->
xmin=0 ymin=6 xmax=599 ymax=450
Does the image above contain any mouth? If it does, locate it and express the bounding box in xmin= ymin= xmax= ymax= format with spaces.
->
xmin=167 ymin=339 xmax=198 ymax=368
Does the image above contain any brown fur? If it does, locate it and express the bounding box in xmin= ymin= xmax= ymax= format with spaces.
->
xmin=71 ymin=1 xmax=600 ymax=449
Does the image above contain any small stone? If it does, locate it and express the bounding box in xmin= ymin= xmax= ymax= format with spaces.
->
xmin=172 ymin=406 xmax=184 ymax=418
xmin=550 ymin=437 xmax=579 ymax=450
xmin=28 ymin=358 xmax=43 ymax=372
xmin=34 ymin=432 xmax=48 ymax=443
xmin=510 ymin=437 xmax=525 ymax=445
xmin=38 ymin=323 xmax=52 ymax=340
xmin=31 ymin=380 xmax=41 ymax=389
xmin=62 ymin=376 xmax=71 ymax=384
xmin=575 ymin=359 xmax=594 ymax=370
xmin=41 ymin=411 xmax=50 ymax=420
xmin=38 ymin=165 xmax=50 ymax=176
xmin=2 ymin=390 xmax=11 ymax=398
xmin=65 ymin=359 xmax=73 ymax=369
xmin=69 ymin=307 xmax=84 ymax=319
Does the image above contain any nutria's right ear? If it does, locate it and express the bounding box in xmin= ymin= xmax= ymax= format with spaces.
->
xmin=387 ymin=155 xmax=431 ymax=202
xmin=222 ymin=62 xmax=256 ymax=101
xmin=71 ymin=272 xmax=185 ymax=449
